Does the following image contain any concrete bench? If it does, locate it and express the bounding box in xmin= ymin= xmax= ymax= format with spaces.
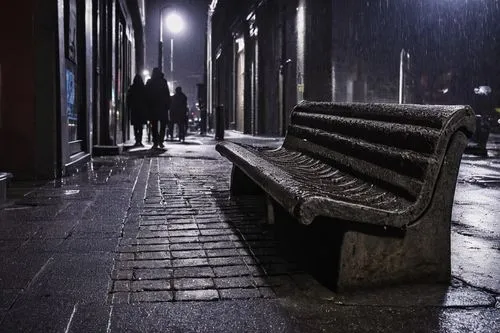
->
xmin=216 ymin=101 xmax=476 ymax=290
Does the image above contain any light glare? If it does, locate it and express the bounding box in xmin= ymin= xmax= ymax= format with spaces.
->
xmin=166 ymin=13 xmax=184 ymax=34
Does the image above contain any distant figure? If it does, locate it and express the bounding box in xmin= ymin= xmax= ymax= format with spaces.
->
xmin=127 ymin=74 xmax=147 ymax=147
xmin=170 ymin=86 xmax=188 ymax=142
xmin=145 ymin=68 xmax=171 ymax=148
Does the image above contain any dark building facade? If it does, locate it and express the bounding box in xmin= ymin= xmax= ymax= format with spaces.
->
xmin=208 ymin=0 xmax=500 ymax=136
xmin=0 ymin=0 xmax=145 ymax=180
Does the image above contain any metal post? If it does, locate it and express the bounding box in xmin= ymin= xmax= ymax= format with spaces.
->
xmin=215 ymin=105 xmax=224 ymax=140
xmin=399 ymin=48 xmax=405 ymax=104
xmin=158 ymin=42 xmax=163 ymax=71
xmin=158 ymin=8 xmax=164 ymax=71
xmin=207 ymin=4 xmax=214 ymax=133
xmin=170 ymin=38 xmax=174 ymax=86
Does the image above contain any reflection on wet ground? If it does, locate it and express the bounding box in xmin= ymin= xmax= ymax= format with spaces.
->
xmin=460 ymin=154 xmax=500 ymax=187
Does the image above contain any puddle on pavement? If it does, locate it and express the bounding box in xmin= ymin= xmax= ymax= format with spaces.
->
xmin=63 ymin=190 xmax=80 ymax=195
xmin=462 ymin=175 xmax=500 ymax=186
xmin=3 ymin=205 xmax=33 ymax=211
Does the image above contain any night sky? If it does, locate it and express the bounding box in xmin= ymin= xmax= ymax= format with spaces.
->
xmin=145 ymin=0 xmax=209 ymax=106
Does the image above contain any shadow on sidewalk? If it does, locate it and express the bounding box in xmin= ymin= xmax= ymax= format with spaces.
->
xmin=124 ymin=147 xmax=168 ymax=157
xmin=211 ymin=189 xmax=345 ymax=292
xmin=211 ymin=189 xmax=456 ymax=303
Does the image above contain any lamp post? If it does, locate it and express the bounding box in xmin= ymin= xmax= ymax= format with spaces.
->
xmin=158 ymin=7 xmax=165 ymax=71
xmin=158 ymin=8 xmax=184 ymax=89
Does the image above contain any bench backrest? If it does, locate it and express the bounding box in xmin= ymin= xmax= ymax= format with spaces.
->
xmin=284 ymin=101 xmax=475 ymax=202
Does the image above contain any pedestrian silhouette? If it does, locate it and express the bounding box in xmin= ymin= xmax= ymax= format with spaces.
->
xmin=170 ymin=86 xmax=188 ymax=142
xmin=145 ymin=67 xmax=171 ymax=149
xmin=127 ymin=74 xmax=147 ymax=147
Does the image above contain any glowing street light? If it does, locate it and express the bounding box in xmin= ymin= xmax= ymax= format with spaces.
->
xmin=166 ymin=13 xmax=184 ymax=34
xmin=158 ymin=9 xmax=185 ymax=88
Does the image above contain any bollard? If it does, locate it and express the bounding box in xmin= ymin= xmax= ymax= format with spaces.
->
xmin=0 ymin=172 xmax=13 ymax=204
xmin=200 ymin=105 xmax=207 ymax=135
xmin=465 ymin=115 xmax=490 ymax=157
xmin=215 ymin=105 xmax=225 ymax=140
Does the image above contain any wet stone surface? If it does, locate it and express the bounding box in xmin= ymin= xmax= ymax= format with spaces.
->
xmin=109 ymin=145 xmax=500 ymax=309
xmin=1 ymin=134 xmax=499 ymax=332
xmin=110 ymin=155 xmax=306 ymax=303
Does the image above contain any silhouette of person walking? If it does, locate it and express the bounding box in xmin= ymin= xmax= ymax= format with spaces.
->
xmin=127 ymin=74 xmax=147 ymax=147
xmin=145 ymin=67 xmax=171 ymax=149
xmin=170 ymin=86 xmax=188 ymax=142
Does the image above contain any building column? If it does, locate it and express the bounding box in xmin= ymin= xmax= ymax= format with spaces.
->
xmin=243 ymin=24 xmax=253 ymax=134
xmin=35 ymin=0 xmax=62 ymax=178
xmin=303 ymin=0 xmax=332 ymax=101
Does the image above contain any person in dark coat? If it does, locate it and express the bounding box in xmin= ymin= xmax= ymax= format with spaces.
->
xmin=170 ymin=86 xmax=188 ymax=142
xmin=145 ymin=67 xmax=171 ymax=148
xmin=127 ymin=74 xmax=147 ymax=146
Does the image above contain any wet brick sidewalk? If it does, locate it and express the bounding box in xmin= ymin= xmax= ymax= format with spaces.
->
xmin=110 ymin=154 xmax=316 ymax=303
xmin=1 ymin=134 xmax=499 ymax=332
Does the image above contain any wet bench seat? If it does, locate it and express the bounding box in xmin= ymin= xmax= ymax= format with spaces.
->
xmin=216 ymin=101 xmax=476 ymax=290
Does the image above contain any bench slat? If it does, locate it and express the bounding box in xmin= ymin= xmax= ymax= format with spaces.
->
xmin=292 ymin=111 xmax=441 ymax=154
xmin=286 ymin=124 xmax=436 ymax=180
xmin=260 ymin=147 xmax=412 ymax=206
xmin=278 ymin=135 xmax=424 ymax=200
xmin=294 ymin=102 xmax=470 ymax=130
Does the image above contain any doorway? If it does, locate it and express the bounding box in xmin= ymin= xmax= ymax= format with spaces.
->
xmin=235 ymin=36 xmax=245 ymax=132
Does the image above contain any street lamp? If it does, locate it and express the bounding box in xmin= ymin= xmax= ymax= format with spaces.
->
xmin=158 ymin=9 xmax=184 ymax=88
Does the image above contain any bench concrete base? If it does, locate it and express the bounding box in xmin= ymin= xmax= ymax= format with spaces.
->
xmin=334 ymin=132 xmax=466 ymax=290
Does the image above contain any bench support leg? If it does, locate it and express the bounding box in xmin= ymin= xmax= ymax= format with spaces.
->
xmin=335 ymin=132 xmax=468 ymax=291
xmin=265 ymin=195 xmax=275 ymax=225
xmin=230 ymin=165 xmax=263 ymax=196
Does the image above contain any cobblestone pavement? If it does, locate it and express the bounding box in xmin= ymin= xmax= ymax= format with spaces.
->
xmin=110 ymin=145 xmax=320 ymax=304
xmin=0 ymin=133 xmax=499 ymax=332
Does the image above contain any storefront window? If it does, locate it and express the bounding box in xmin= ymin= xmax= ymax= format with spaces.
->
xmin=66 ymin=67 xmax=78 ymax=142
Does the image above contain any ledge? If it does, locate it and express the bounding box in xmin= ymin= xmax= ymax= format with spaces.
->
xmin=92 ymin=145 xmax=124 ymax=156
